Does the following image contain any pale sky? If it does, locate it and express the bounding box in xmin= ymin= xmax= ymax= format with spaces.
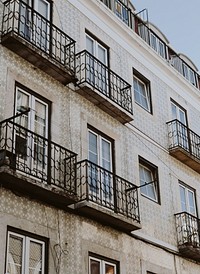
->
xmin=132 ymin=0 xmax=200 ymax=71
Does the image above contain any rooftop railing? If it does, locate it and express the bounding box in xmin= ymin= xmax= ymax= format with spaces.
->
xmin=76 ymin=50 xmax=133 ymax=114
xmin=76 ymin=159 xmax=140 ymax=221
xmin=175 ymin=212 xmax=200 ymax=247
xmin=0 ymin=118 xmax=77 ymax=193
xmin=2 ymin=0 xmax=76 ymax=72
xmin=99 ymin=0 xmax=200 ymax=89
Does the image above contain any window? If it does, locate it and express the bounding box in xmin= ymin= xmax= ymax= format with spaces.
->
xmin=86 ymin=33 xmax=109 ymax=94
xmin=19 ymin=0 xmax=51 ymax=50
xmin=179 ymin=183 xmax=196 ymax=216
xmin=89 ymin=255 xmax=118 ymax=274
xmin=114 ymin=0 xmax=129 ymax=25
xmin=150 ymin=32 xmax=166 ymax=58
xmin=14 ymin=84 xmax=50 ymax=178
xmin=88 ymin=127 xmax=114 ymax=203
xmin=133 ymin=70 xmax=152 ymax=113
xmin=139 ymin=157 xmax=159 ymax=202
xmin=171 ymin=100 xmax=189 ymax=150
xmin=183 ymin=63 xmax=196 ymax=86
xmin=6 ymin=228 xmax=48 ymax=274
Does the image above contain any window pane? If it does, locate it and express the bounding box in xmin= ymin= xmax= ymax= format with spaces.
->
xmin=179 ymin=185 xmax=187 ymax=211
xmin=134 ymin=77 xmax=149 ymax=111
xmin=90 ymin=259 xmax=100 ymax=274
xmin=98 ymin=45 xmax=106 ymax=65
xmin=89 ymin=131 xmax=98 ymax=164
xmin=139 ymin=164 xmax=157 ymax=201
xmin=105 ymin=263 xmax=115 ymax=274
xmin=188 ymin=190 xmax=196 ymax=215
xmin=38 ymin=0 xmax=48 ymax=18
xmin=101 ymin=139 xmax=111 ymax=171
xmin=29 ymin=240 xmax=43 ymax=274
xmin=7 ymin=234 xmax=23 ymax=274
xmin=34 ymin=100 xmax=47 ymax=137
xmin=86 ymin=36 xmax=94 ymax=55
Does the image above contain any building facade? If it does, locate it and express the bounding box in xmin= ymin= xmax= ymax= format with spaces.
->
xmin=0 ymin=0 xmax=200 ymax=273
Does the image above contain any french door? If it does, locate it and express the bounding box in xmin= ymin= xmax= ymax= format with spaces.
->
xmin=88 ymin=129 xmax=113 ymax=204
xmin=179 ymin=184 xmax=199 ymax=245
xmin=86 ymin=34 xmax=109 ymax=95
xmin=15 ymin=87 xmax=48 ymax=179
xmin=171 ymin=101 xmax=188 ymax=150
xmin=19 ymin=0 xmax=50 ymax=51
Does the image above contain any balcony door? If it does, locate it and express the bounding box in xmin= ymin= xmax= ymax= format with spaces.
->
xmin=171 ymin=101 xmax=188 ymax=150
xmin=15 ymin=87 xmax=49 ymax=179
xmin=86 ymin=34 xmax=109 ymax=95
xmin=179 ymin=183 xmax=199 ymax=245
xmin=19 ymin=0 xmax=50 ymax=51
xmin=88 ymin=129 xmax=113 ymax=205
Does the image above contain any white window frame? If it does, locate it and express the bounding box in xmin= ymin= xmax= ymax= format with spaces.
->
xmin=133 ymin=75 xmax=151 ymax=112
xmin=89 ymin=256 xmax=117 ymax=274
xmin=179 ymin=183 xmax=197 ymax=216
xmin=139 ymin=163 xmax=158 ymax=202
xmin=150 ymin=33 xmax=165 ymax=58
xmin=88 ymin=129 xmax=112 ymax=172
xmin=6 ymin=231 xmax=46 ymax=274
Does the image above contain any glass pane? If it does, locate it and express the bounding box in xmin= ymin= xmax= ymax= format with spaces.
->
xmin=188 ymin=190 xmax=196 ymax=215
xmin=105 ymin=263 xmax=115 ymax=274
xmin=16 ymin=90 xmax=29 ymax=128
xmin=171 ymin=103 xmax=177 ymax=120
xmin=34 ymin=100 xmax=47 ymax=137
xmin=101 ymin=139 xmax=111 ymax=170
xmin=98 ymin=45 xmax=106 ymax=65
xmin=179 ymin=109 xmax=186 ymax=125
xmin=29 ymin=240 xmax=43 ymax=274
xmin=179 ymin=185 xmax=187 ymax=211
xmin=7 ymin=234 xmax=23 ymax=274
xmin=38 ymin=0 xmax=49 ymax=18
xmin=86 ymin=36 xmax=94 ymax=55
xmin=89 ymin=132 xmax=98 ymax=164
xmin=90 ymin=259 xmax=100 ymax=274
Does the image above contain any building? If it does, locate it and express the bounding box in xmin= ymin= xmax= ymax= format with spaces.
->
xmin=0 ymin=0 xmax=200 ymax=273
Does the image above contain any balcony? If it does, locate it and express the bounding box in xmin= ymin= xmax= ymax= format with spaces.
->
xmin=73 ymin=160 xmax=141 ymax=232
xmin=0 ymin=117 xmax=77 ymax=207
xmin=167 ymin=119 xmax=200 ymax=173
xmin=75 ymin=50 xmax=133 ymax=124
xmin=1 ymin=0 xmax=76 ymax=85
xmin=175 ymin=212 xmax=200 ymax=261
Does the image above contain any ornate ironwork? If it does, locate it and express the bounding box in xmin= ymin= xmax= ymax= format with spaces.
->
xmin=2 ymin=0 xmax=76 ymax=72
xmin=167 ymin=119 xmax=200 ymax=160
xmin=76 ymin=50 xmax=133 ymax=114
xmin=0 ymin=118 xmax=77 ymax=193
xmin=76 ymin=159 xmax=140 ymax=221
xmin=175 ymin=212 xmax=200 ymax=247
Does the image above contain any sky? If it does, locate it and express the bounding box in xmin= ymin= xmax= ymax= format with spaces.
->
xmin=132 ymin=0 xmax=200 ymax=71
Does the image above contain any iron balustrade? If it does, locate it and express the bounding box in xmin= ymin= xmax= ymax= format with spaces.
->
xmin=175 ymin=212 xmax=200 ymax=247
xmin=76 ymin=159 xmax=140 ymax=221
xmin=0 ymin=119 xmax=77 ymax=193
xmin=167 ymin=119 xmax=200 ymax=160
xmin=2 ymin=0 xmax=76 ymax=72
xmin=98 ymin=0 xmax=199 ymax=88
xmin=75 ymin=50 xmax=133 ymax=114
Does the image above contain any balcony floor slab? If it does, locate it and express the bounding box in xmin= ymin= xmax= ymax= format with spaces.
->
xmin=71 ymin=200 xmax=141 ymax=233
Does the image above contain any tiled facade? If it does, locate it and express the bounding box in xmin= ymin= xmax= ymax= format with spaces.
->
xmin=1 ymin=0 xmax=200 ymax=273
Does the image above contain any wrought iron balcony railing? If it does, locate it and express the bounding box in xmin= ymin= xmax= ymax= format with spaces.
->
xmin=167 ymin=119 xmax=200 ymax=161
xmin=76 ymin=159 xmax=140 ymax=222
xmin=175 ymin=212 xmax=200 ymax=248
xmin=75 ymin=50 xmax=133 ymax=115
xmin=0 ymin=118 xmax=77 ymax=193
xmin=99 ymin=0 xmax=200 ymax=88
xmin=1 ymin=0 xmax=76 ymax=80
